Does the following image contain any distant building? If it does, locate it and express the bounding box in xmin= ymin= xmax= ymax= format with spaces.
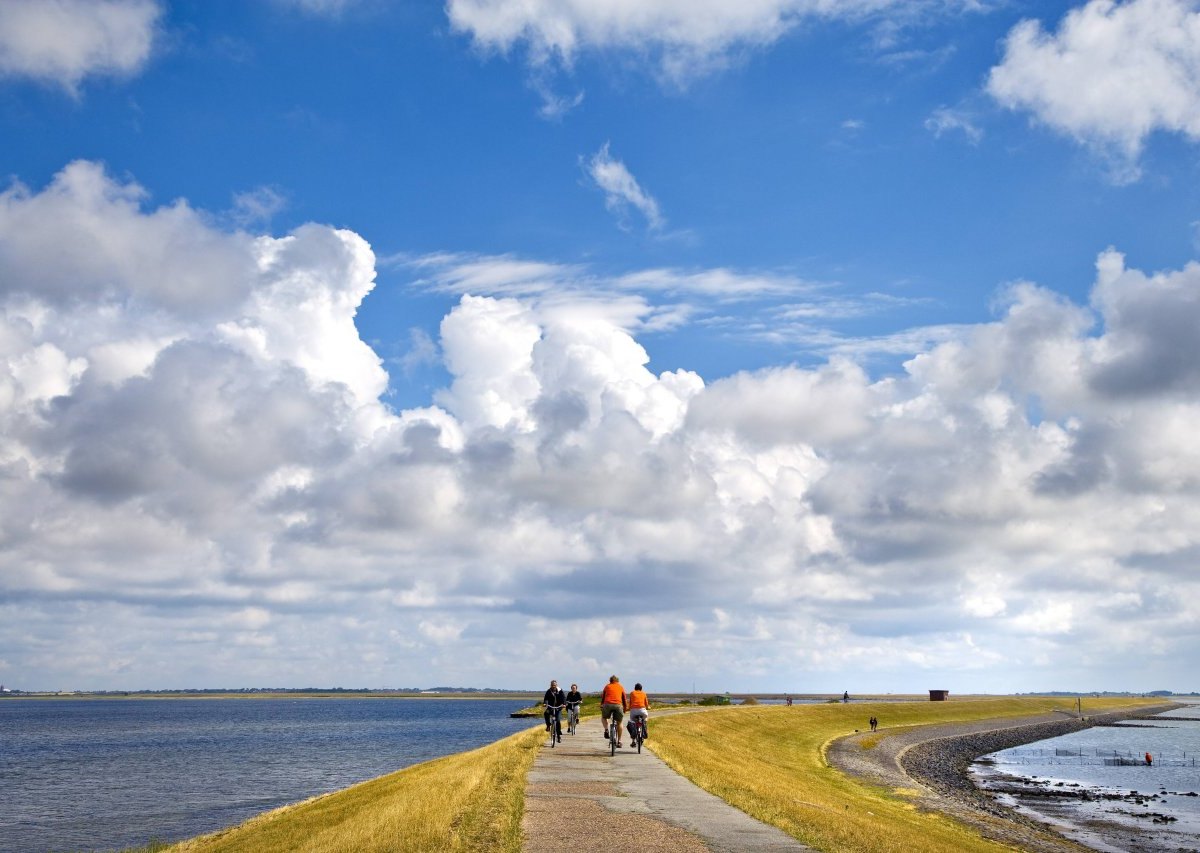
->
xmin=929 ymin=689 xmax=949 ymax=701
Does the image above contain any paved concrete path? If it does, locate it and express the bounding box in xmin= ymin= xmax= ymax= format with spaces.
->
xmin=522 ymin=715 xmax=807 ymax=852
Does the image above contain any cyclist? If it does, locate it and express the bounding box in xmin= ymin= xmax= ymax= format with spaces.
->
xmin=565 ymin=683 xmax=583 ymax=732
xmin=626 ymin=682 xmax=650 ymax=742
xmin=543 ymin=679 xmax=566 ymax=742
xmin=599 ymin=675 xmax=628 ymax=748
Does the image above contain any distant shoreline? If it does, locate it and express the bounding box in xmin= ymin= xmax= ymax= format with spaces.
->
xmin=0 ymin=690 xmax=544 ymax=701
xmin=0 ymin=691 xmax=902 ymax=705
xmin=4 ymin=690 xmax=1181 ymax=703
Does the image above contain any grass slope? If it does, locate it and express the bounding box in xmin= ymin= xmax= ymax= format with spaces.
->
xmin=167 ymin=725 xmax=543 ymax=853
xmin=649 ymin=696 xmax=1158 ymax=853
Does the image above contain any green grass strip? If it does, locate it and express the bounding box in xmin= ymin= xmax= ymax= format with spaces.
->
xmin=649 ymin=695 xmax=1158 ymax=853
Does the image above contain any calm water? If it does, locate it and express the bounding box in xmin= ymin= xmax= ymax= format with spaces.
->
xmin=0 ymin=697 xmax=533 ymax=853
xmin=971 ymin=705 xmax=1200 ymax=852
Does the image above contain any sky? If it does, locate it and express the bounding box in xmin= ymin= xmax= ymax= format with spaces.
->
xmin=2 ymin=0 xmax=1200 ymax=694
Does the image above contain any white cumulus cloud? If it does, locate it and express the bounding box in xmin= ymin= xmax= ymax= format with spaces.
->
xmin=3 ymin=162 xmax=1200 ymax=693
xmin=988 ymin=0 xmax=1200 ymax=180
xmin=0 ymin=0 xmax=161 ymax=92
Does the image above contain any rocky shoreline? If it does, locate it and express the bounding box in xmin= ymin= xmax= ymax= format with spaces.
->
xmin=827 ymin=704 xmax=1185 ymax=853
xmin=900 ymin=705 xmax=1178 ymax=804
xmin=896 ymin=704 xmax=1190 ymax=851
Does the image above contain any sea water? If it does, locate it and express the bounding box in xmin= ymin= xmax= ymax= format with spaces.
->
xmin=0 ymin=697 xmax=533 ymax=853
xmin=971 ymin=704 xmax=1200 ymax=853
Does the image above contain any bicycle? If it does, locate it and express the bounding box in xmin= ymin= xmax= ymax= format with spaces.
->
xmin=630 ymin=714 xmax=647 ymax=753
xmin=566 ymin=702 xmax=580 ymax=735
xmin=608 ymin=713 xmax=620 ymax=756
xmin=545 ymin=703 xmax=564 ymax=747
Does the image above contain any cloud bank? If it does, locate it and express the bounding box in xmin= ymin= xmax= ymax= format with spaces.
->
xmin=2 ymin=162 xmax=1198 ymax=692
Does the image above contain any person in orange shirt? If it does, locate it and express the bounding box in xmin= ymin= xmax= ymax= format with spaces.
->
xmin=599 ymin=674 xmax=628 ymax=747
xmin=626 ymin=682 xmax=651 ymax=742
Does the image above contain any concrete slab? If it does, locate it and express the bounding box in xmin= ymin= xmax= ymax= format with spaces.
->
xmin=522 ymin=715 xmax=807 ymax=852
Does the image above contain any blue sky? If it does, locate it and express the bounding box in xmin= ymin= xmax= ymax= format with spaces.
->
xmin=3 ymin=0 xmax=1200 ymax=694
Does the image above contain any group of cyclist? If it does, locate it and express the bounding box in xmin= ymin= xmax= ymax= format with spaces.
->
xmin=542 ymin=675 xmax=650 ymax=749
xmin=541 ymin=680 xmax=583 ymax=743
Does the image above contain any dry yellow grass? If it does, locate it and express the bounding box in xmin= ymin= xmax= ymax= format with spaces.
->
xmin=168 ymin=725 xmax=543 ymax=853
xmin=649 ymin=695 xmax=1158 ymax=853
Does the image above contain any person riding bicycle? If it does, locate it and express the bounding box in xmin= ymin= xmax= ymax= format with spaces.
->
xmin=565 ymin=683 xmax=583 ymax=730
xmin=600 ymin=675 xmax=628 ymax=748
xmin=543 ymin=679 xmax=566 ymax=742
xmin=626 ymin=682 xmax=650 ymax=742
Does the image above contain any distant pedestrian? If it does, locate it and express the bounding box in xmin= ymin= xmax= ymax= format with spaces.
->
xmin=869 ymin=716 xmax=878 ymax=732
xmin=1145 ymin=752 xmax=1153 ymax=766
xmin=843 ymin=690 xmax=849 ymax=703
xmin=785 ymin=694 xmax=793 ymax=707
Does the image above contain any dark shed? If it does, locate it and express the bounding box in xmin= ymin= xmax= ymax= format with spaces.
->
xmin=929 ymin=689 xmax=950 ymax=701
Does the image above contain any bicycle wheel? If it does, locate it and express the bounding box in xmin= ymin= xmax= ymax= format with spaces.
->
xmin=610 ymin=720 xmax=616 ymax=756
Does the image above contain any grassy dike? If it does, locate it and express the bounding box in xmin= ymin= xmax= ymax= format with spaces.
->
xmin=155 ymin=694 xmax=1156 ymax=853
xmin=647 ymin=695 xmax=1159 ymax=853
xmin=164 ymin=725 xmax=544 ymax=853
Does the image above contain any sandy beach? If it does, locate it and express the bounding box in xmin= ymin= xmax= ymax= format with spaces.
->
xmin=827 ymin=705 xmax=1182 ymax=853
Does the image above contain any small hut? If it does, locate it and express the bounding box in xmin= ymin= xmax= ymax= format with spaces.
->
xmin=928 ymin=689 xmax=949 ymax=701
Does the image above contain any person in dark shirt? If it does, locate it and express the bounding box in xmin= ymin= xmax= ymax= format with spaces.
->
xmin=543 ymin=679 xmax=566 ymax=742
xmin=564 ymin=683 xmax=584 ymax=734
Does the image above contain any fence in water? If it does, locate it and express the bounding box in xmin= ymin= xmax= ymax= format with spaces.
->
xmin=997 ymin=747 xmax=1197 ymax=767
